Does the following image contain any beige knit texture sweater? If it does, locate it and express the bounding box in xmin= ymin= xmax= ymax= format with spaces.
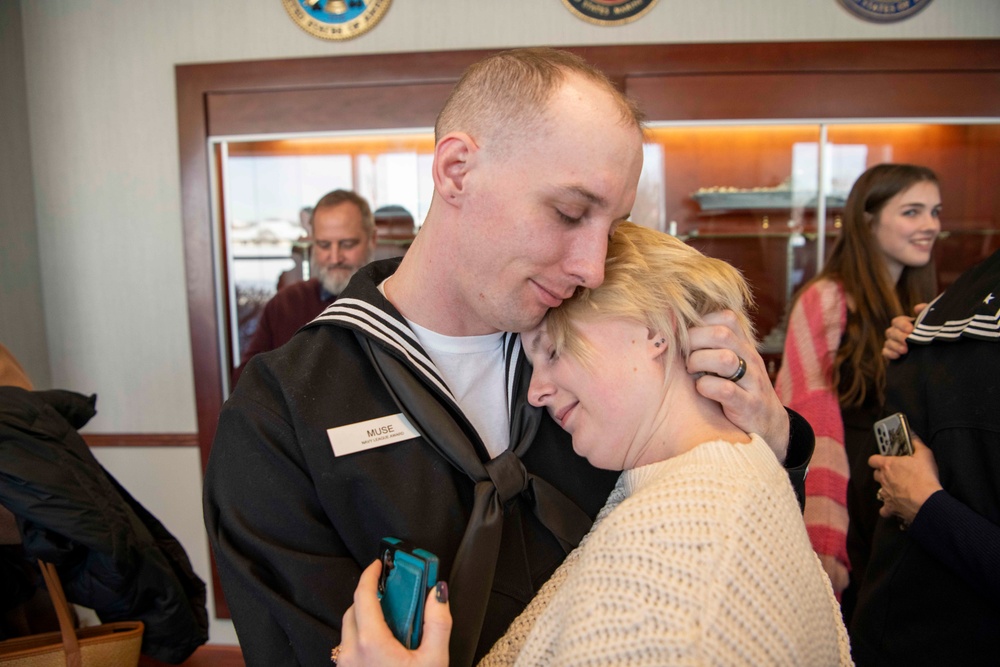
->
xmin=480 ymin=436 xmax=853 ymax=666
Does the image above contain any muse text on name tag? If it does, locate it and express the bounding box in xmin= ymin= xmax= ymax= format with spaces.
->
xmin=327 ymin=413 xmax=421 ymax=456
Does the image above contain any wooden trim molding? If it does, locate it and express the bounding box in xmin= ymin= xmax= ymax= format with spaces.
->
xmin=82 ymin=433 xmax=199 ymax=448
xmin=627 ymin=71 xmax=1000 ymax=121
xmin=206 ymin=82 xmax=456 ymax=136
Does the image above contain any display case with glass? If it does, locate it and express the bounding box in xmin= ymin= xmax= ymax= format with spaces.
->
xmin=211 ymin=121 xmax=999 ymax=387
xmin=633 ymin=120 xmax=1000 ymax=376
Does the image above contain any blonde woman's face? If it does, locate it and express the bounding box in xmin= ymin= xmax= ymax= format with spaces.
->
xmin=524 ymin=316 xmax=663 ymax=470
xmin=873 ymin=180 xmax=941 ymax=281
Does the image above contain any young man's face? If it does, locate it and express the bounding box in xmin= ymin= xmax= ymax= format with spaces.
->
xmin=451 ymin=74 xmax=644 ymax=335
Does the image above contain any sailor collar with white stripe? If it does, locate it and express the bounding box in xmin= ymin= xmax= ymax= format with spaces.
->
xmin=305 ymin=258 xmax=523 ymax=413
xmin=909 ymin=251 xmax=1000 ymax=344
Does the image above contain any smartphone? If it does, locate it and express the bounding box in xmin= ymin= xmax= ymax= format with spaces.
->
xmin=377 ymin=537 xmax=439 ymax=649
xmin=873 ymin=412 xmax=914 ymax=456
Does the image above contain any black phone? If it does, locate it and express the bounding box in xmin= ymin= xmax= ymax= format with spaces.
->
xmin=873 ymin=412 xmax=914 ymax=456
xmin=377 ymin=537 xmax=439 ymax=649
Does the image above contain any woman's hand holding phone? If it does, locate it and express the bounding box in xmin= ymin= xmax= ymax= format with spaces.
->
xmin=336 ymin=548 xmax=451 ymax=667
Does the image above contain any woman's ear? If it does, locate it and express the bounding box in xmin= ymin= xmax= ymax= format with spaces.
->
xmin=647 ymin=329 xmax=669 ymax=359
xmin=432 ymin=132 xmax=477 ymax=205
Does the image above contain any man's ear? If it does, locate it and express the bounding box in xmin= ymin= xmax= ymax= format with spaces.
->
xmin=432 ymin=132 xmax=477 ymax=204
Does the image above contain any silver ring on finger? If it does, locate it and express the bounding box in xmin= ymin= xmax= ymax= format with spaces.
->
xmin=725 ymin=355 xmax=747 ymax=383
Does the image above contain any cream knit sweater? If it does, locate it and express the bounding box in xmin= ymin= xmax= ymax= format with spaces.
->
xmin=480 ymin=435 xmax=853 ymax=666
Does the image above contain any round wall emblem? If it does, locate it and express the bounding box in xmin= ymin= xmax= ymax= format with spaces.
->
xmin=561 ymin=0 xmax=659 ymax=26
xmin=282 ymin=0 xmax=392 ymax=40
xmin=836 ymin=0 xmax=933 ymax=23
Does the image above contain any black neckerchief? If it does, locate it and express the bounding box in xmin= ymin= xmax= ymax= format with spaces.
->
xmin=310 ymin=259 xmax=592 ymax=665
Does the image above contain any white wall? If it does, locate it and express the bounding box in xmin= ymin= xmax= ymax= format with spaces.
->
xmin=14 ymin=0 xmax=1000 ymax=646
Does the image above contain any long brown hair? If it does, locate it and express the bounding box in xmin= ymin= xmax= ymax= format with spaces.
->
xmin=814 ymin=163 xmax=940 ymax=407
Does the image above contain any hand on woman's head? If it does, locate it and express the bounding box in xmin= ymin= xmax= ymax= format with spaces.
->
xmin=687 ymin=310 xmax=789 ymax=461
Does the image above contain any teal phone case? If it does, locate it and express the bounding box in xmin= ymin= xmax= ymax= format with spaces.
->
xmin=377 ymin=537 xmax=439 ymax=649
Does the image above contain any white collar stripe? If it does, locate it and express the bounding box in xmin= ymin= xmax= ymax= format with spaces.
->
xmin=910 ymin=307 xmax=1000 ymax=343
xmin=314 ymin=302 xmax=456 ymax=402
xmin=313 ymin=296 xmax=528 ymax=419
xmin=319 ymin=298 xmax=418 ymax=346
xmin=316 ymin=299 xmax=421 ymax=354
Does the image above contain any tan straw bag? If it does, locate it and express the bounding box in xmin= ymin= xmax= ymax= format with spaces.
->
xmin=0 ymin=561 xmax=143 ymax=667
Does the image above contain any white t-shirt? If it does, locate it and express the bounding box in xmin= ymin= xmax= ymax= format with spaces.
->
xmin=404 ymin=320 xmax=510 ymax=458
xmin=377 ymin=279 xmax=510 ymax=457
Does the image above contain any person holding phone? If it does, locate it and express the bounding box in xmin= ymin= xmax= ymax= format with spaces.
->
xmin=337 ymin=223 xmax=851 ymax=666
xmin=849 ymin=249 xmax=1000 ymax=665
xmin=774 ymin=164 xmax=941 ymax=611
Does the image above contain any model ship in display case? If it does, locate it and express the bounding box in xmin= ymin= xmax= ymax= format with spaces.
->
xmin=691 ymin=184 xmax=847 ymax=211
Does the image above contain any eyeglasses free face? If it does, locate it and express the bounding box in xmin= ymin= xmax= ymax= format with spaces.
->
xmin=310 ymin=238 xmax=364 ymax=252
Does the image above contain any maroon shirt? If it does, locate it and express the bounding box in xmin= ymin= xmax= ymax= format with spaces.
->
xmin=233 ymin=278 xmax=336 ymax=384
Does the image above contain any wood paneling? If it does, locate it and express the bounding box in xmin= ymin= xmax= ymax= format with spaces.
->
xmin=83 ymin=433 xmax=199 ymax=448
xmin=628 ymin=72 xmax=1000 ymax=121
xmin=139 ymin=644 xmax=244 ymax=667
xmin=207 ymin=83 xmax=455 ymax=137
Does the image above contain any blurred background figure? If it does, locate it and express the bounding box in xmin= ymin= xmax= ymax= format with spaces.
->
xmin=275 ymin=206 xmax=314 ymax=292
xmin=775 ymin=163 xmax=941 ymax=615
xmin=372 ymin=204 xmax=416 ymax=261
xmin=232 ymin=190 xmax=376 ymax=384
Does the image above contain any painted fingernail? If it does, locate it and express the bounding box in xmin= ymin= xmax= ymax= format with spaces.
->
xmin=435 ymin=581 xmax=449 ymax=603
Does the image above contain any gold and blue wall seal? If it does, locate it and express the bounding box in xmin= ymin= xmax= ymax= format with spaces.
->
xmin=561 ymin=0 xmax=659 ymax=26
xmin=836 ymin=0 xmax=933 ymax=23
xmin=282 ymin=0 xmax=392 ymax=40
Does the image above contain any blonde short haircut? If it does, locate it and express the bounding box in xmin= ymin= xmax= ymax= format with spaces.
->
xmin=434 ymin=48 xmax=644 ymax=151
xmin=544 ymin=222 xmax=756 ymax=377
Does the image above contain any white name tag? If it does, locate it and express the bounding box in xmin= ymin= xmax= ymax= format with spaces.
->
xmin=327 ymin=413 xmax=421 ymax=457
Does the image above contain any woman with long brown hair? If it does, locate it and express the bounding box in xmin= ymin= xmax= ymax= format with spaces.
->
xmin=776 ymin=163 xmax=941 ymax=616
